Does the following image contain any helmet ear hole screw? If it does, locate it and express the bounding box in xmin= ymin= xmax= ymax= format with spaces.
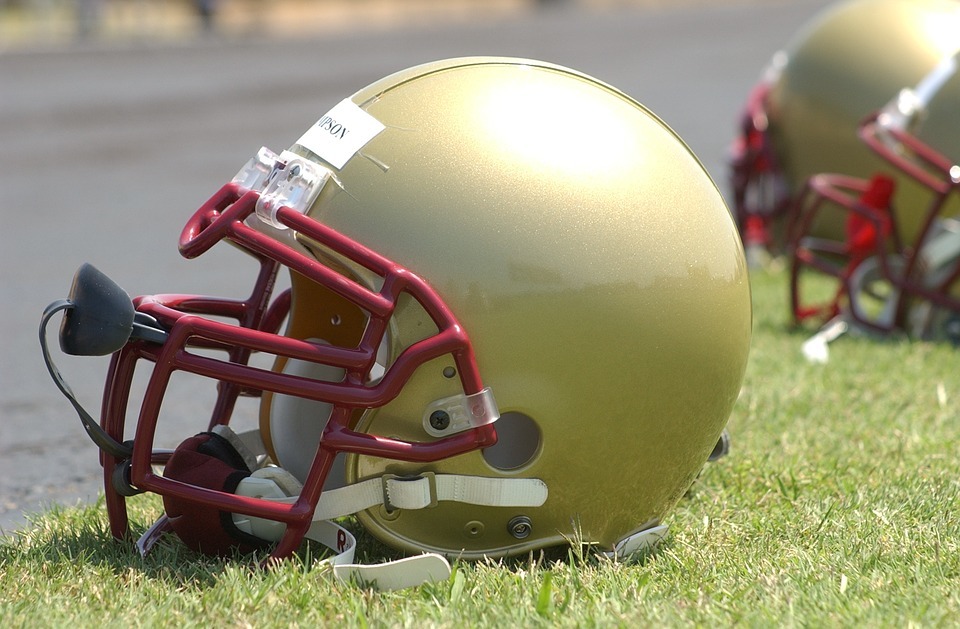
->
xmin=429 ymin=410 xmax=450 ymax=431
xmin=508 ymin=516 xmax=532 ymax=539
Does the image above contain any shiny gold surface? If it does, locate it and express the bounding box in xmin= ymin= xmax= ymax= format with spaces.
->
xmin=271 ymin=58 xmax=751 ymax=557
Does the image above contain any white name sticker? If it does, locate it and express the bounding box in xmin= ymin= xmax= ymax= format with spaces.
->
xmin=296 ymin=99 xmax=386 ymax=169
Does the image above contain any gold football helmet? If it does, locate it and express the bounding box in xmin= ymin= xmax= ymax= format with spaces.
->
xmin=729 ymin=0 xmax=960 ymax=257
xmin=41 ymin=58 xmax=751 ymax=588
xmin=789 ymin=50 xmax=960 ymax=340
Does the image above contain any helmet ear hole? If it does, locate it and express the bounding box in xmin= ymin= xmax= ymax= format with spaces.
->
xmin=482 ymin=412 xmax=541 ymax=471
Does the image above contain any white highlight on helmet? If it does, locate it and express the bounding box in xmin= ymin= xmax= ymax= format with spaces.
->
xmin=297 ymin=98 xmax=386 ymax=169
xmin=476 ymin=77 xmax=635 ymax=177
xmin=880 ymin=49 xmax=959 ymax=132
xmin=913 ymin=50 xmax=959 ymax=109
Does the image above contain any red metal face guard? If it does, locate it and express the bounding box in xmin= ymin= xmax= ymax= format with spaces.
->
xmin=100 ymin=183 xmax=497 ymax=559
xmin=788 ymin=173 xmax=900 ymax=329
xmin=788 ymin=115 xmax=960 ymax=332
xmin=728 ymin=80 xmax=791 ymax=252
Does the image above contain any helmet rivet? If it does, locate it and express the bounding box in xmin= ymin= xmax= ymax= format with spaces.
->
xmin=429 ymin=410 xmax=450 ymax=431
xmin=464 ymin=520 xmax=484 ymax=538
xmin=508 ymin=516 xmax=532 ymax=539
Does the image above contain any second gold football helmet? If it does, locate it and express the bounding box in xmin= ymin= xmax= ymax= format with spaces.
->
xmin=729 ymin=0 xmax=960 ymax=257
xmin=789 ymin=50 xmax=960 ymax=340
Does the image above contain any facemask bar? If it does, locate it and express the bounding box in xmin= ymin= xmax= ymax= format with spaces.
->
xmin=99 ymin=148 xmax=499 ymax=559
xmin=788 ymin=172 xmax=903 ymax=331
xmin=728 ymin=71 xmax=791 ymax=256
xmin=100 ymin=249 xmax=290 ymax=541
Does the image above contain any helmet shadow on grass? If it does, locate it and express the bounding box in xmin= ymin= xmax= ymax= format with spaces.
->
xmin=3 ymin=499 xmax=665 ymax=591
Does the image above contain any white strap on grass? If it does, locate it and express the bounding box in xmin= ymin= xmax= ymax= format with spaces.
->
xmin=231 ymin=471 xmax=546 ymax=590
xmin=221 ymin=427 xmax=546 ymax=590
xmin=140 ymin=427 xmax=546 ymax=589
xmin=303 ymin=519 xmax=452 ymax=591
xmin=802 ymin=317 xmax=849 ymax=364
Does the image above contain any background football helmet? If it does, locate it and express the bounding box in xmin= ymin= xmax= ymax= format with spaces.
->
xmin=789 ymin=50 xmax=960 ymax=341
xmin=41 ymin=57 xmax=751 ymax=586
xmin=729 ymin=0 xmax=960 ymax=259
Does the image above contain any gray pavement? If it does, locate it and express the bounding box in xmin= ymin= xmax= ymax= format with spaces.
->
xmin=0 ymin=0 xmax=832 ymax=533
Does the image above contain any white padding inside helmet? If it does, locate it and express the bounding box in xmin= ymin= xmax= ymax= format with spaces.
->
xmin=269 ymin=339 xmax=346 ymax=486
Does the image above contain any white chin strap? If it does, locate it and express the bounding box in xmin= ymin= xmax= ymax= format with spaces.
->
xmin=229 ymin=457 xmax=548 ymax=591
xmin=298 ymin=519 xmax=454 ymax=591
xmin=138 ymin=426 xmax=666 ymax=590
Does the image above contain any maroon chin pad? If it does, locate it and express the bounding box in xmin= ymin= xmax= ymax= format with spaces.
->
xmin=162 ymin=431 xmax=271 ymax=556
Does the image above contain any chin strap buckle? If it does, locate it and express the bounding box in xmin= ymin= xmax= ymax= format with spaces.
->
xmin=382 ymin=472 xmax=438 ymax=513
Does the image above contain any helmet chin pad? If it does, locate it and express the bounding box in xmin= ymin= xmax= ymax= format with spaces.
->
xmin=162 ymin=430 xmax=271 ymax=556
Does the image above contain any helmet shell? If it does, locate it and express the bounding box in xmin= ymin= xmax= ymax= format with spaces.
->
xmin=267 ymin=58 xmax=752 ymax=557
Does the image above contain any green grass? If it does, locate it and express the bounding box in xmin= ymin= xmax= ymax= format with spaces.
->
xmin=3 ymin=264 xmax=959 ymax=626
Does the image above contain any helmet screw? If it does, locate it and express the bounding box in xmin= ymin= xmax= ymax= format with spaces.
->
xmin=429 ymin=410 xmax=450 ymax=431
xmin=508 ymin=516 xmax=532 ymax=539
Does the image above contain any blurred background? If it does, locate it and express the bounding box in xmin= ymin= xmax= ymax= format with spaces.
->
xmin=2 ymin=0 xmax=735 ymax=49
